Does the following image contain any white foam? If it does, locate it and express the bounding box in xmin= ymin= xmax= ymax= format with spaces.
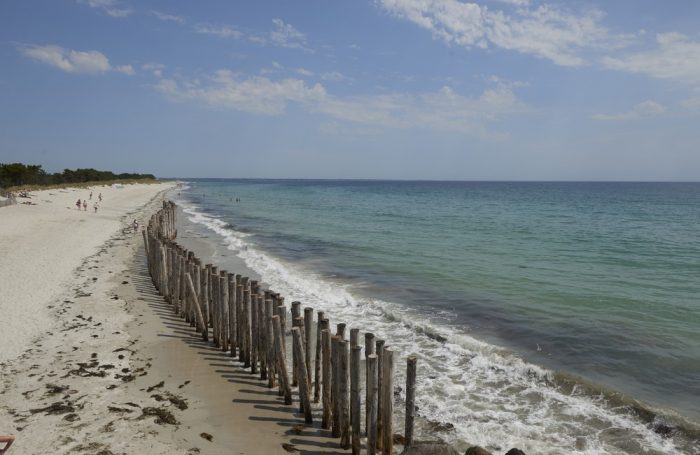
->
xmin=179 ymin=200 xmax=691 ymax=455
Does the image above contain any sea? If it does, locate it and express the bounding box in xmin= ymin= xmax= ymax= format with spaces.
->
xmin=171 ymin=179 xmax=700 ymax=454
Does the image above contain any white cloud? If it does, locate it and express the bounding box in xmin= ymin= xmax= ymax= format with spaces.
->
xmin=379 ymin=0 xmax=626 ymax=66
xmin=152 ymin=11 xmax=185 ymax=24
xmin=270 ymin=18 xmax=308 ymax=49
xmin=19 ymin=44 xmax=133 ymax=76
xmin=194 ymin=23 xmax=243 ymax=39
xmin=19 ymin=44 xmax=112 ymax=74
xmin=77 ymin=0 xmax=131 ymax=18
xmin=320 ymin=71 xmax=351 ymax=82
xmin=142 ymin=62 xmax=165 ymax=78
xmin=296 ymin=68 xmax=314 ymax=76
xmin=251 ymin=19 xmax=311 ymax=51
xmin=155 ymin=70 xmax=526 ymax=135
xmin=115 ymin=64 xmax=135 ymax=75
xmin=156 ymin=71 xmax=326 ymax=115
xmin=601 ymin=33 xmax=700 ymax=83
xmin=592 ymin=100 xmax=666 ymax=121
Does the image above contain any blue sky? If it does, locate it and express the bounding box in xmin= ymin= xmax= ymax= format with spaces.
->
xmin=1 ymin=0 xmax=700 ymax=180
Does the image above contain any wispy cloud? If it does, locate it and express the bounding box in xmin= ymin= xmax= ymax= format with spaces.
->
xmin=250 ymin=18 xmax=312 ymax=52
xmin=321 ymin=71 xmax=349 ymax=82
xmin=592 ymin=100 xmax=666 ymax=121
xmin=193 ymin=23 xmax=243 ymax=39
xmin=142 ymin=62 xmax=165 ymax=78
xmin=77 ymin=0 xmax=131 ymax=18
xmin=602 ymin=33 xmax=700 ymax=84
xmin=154 ymin=70 xmax=526 ymax=135
xmin=379 ymin=0 xmax=629 ymax=66
xmin=296 ymin=68 xmax=315 ymax=77
xmin=18 ymin=44 xmax=133 ymax=75
xmin=151 ymin=11 xmax=185 ymax=24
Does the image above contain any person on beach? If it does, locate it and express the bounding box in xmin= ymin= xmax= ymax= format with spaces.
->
xmin=89 ymin=191 xmax=92 ymax=200
xmin=0 ymin=435 xmax=14 ymax=454
xmin=98 ymin=193 xmax=102 ymax=202
xmin=82 ymin=200 xmax=87 ymax=211
xmin=132 ymin=219 xmax=139 ymax=233
xmin=94 ymin=202 xmax=98 ymax=213
xmin=76 ymin=199 xmax=81 ymax=210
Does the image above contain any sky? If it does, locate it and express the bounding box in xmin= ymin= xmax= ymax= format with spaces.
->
xmin=1 ymin=0 xmax=700 ymax=180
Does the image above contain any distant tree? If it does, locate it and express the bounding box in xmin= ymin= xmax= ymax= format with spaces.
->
xmin=0 ymin=162 xmax=155 ymax=188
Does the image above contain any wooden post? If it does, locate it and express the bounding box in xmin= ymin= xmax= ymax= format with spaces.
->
xmin=272 ymin=315 xmax=292 ymax=405
xmin=405 ymin=355 xmax=417 ymax=448
xmin=365 ymin=332 xmax=375 ymax=436
xmin=185 ymin=273 xmax=208 ymax=341
xmin=367 ymin=354 xmax=378 ymax=455
xmin=381 ymin=349 xmax=394 ymax=455
xmin=337 ymin=323 xmax=347 ymax=339
xmin=350 ymin=328 xmax=359 ymax=349
xmin=314 ymin=311 xmax=325 ymax=403
xmin=259 ymin=294 xmax=267 ymax=380
xmin=265 ymin=298 xmax=276 ymax=388
xmin=250 ymin=294 xmax=258 ymax=374
xmin=291 ymin=316 xmax=301 ymax=387
xmin=339 ymin=339 xmax=350 ymax=449
xmin=292 ymin=328 xmax=313 ymax=423
xmin=376 ymin=339 xmax=385 ymax=450
xmin=219 ymin=272 xmax=228 ymax=352
xmin=304 ymin=307 xmax=313 ymax=391
xmin=228 ymin=274 xmax=237 ymax=357
xmin=321 ymin=328 xmax=332 ymax=430
xmin=291 ymin=302 xmax=301 ymax=387
xmin=331 ymin=336 xmax=341 ymax=438
xmin=350 ymin=345 xmax=362 ymax=455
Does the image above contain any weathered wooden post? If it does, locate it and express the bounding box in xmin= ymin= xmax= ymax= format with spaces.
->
xmin=376 ymin=339 xmax=385 ymax=450
xmin=292 ymin=327 xmax=313 ymax=423
xmin=265 ymin=298 xmax=276 ymax=388
xmin=314 ymin=311 xmax=325 ymax=403
xmin=291 ymin=302 xmax=301 ymax=387
xmin=367 ymin=353 xmax=378 ymax=455
xmin=250 ymin=294 xmax=258 ymax=374
xmin=339 ymin=339 xmax=350 ymax=449
xmin=304 ymin=307 xmax=313 ymax=390
xmin=321 ymin=328 xmax=332 ymax=430
xmin=337 ymin=323 xmax=347 ymax=339
xmin=272 ymin=315 xmax=292 ymax=405
xmin=219 ymin=272 xmax=229 ymax=352
xmin=405 ymin=355 xmax=417 ymax=448
xmin=365 ymin=332 xmax=375 ymax=436
xmin=185 ymin=273 xmax=208 ymax=341
xmin=331 ymin=336 xmax=341 ymax=438
xmin=351 ymin=344 xmax=362 ymax=455
xmin=228 ymin=274 xmax=237 ymax=356
xmin=381 ymin=349 xmax=394 ymax=455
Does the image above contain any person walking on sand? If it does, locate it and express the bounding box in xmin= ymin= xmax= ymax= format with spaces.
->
xmin=94 ymin=202 xmax=98 ymax=213
xmin=98 ymin=193 xmax=102 ymax=202
xmin=82 ymin=200 xmax=87 ymax=211
xmin=89 ymin=191 xmax=93 ymax=200
xmin=76 ymin=199 xmax=81 ymax=210
xmin=0 ymin=435 xmax=15 ymax=454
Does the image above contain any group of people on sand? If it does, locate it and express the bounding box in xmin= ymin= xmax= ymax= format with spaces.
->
xmin=76 ymin=191 xmax=102 ymax=213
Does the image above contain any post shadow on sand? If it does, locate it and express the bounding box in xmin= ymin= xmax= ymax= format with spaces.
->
xmin=128 ymin=242 xmax=350 ymax=454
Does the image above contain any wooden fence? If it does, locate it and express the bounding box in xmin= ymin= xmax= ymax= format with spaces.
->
xmin=143 ymin=201 xmax=419 ymax=455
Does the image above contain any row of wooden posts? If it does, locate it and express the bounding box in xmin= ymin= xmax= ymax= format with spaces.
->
xmin=142 ymin=201 xmax=419 ymax=455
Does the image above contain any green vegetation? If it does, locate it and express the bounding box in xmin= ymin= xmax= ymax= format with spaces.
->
xmin=0 ymin=162 xmax=157 ymax=191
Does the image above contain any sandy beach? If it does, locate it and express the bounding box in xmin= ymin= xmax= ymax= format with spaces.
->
xmin=0 ymin=184 xmax=353 ymax=454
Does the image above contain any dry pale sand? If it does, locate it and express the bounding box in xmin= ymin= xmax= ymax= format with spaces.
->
xmin=0 ymin=185 xmax=356 ymax=454
xmin=0 ymin=183 xmax=173 ymax=364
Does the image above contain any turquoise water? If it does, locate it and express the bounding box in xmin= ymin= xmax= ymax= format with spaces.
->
xmin=175 ymin=180 xmax=700 ymax=454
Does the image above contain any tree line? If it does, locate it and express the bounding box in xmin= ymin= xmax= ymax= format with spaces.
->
xmin=0 ymin=162 xmax=156 ymax=188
